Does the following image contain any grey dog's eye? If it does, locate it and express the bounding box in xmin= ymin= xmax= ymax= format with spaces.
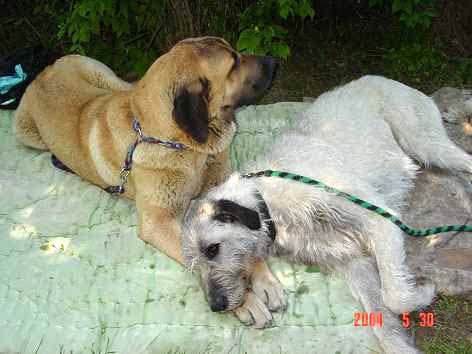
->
xmin=205 ymin=243 xmax=220 ymax=259
xmin=215 ymin=213 xmax=236 ymax=223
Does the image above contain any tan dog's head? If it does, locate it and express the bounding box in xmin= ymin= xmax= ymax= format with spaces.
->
xmin=132 ymin=37 xmax=278 ymax=153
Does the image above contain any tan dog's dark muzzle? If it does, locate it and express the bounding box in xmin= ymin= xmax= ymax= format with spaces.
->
xmin=235 ymin=55 xmax=278 ymax=107
xmin=256 ymin=56 xmax=279 ymax=91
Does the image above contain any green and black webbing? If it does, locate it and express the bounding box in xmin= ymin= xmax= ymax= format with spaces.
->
xmin=243 ymin=170 xmax=472 ymax=237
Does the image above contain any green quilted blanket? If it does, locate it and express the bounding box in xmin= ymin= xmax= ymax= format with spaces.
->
xmin=0 ymin=105 xmax=381 ymax=354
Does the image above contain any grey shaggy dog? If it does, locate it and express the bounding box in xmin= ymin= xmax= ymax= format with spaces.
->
xmin=181 ymin=76 xmax=472 ymax=354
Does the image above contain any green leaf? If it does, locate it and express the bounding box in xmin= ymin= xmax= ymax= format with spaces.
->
xmin=278 ymin=0 xmax=293 ymax=20
xmin=368 ymin=0 xmax=384 ymax=7
xmin=269 ymin=41 xmax=291 ymax=59
xmin=76 ymin=3 xmax=89 ymax=17
xmin=57 ymin=25 xmax=65 ymax=39
xmin=271 ymin=24 xmax=288 ymax=37
xmin=424 ymin=9 xmax=437 ymax=18
xmin=296 ymin=0 xmax=315 ymax=19
xmin=67 ymin=21 xmax=76 ymax=37
xmin=78 ymin=27 xmax=90 ymax=43
xmin=119 ymin=1 xmax=129 ymax=17
xmin=236 ymin=28 xmax=262 ymax=53
xmin=71 ymin=30 xmax=80 ymax=44
xmin=91 ymin=17 xmax=101 ymax=35
xmin=260 ymin=25 xmax=276 ymax=42
xmin=392 ymin=0 xmax=413 ymax=15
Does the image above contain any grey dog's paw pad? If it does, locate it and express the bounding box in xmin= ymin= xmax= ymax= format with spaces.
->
xmin=264 ymin=286 xmax=287 ymax=312
xmin=251 ymin=273 xmax=287 ymax=313
xmin=234 ymin=291 xmax=274 ymax=329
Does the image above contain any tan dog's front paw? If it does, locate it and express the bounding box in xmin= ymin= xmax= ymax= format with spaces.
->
xmin=251 ymin=262 xmax=287 ymax=312
xmin=233 ymin=290 xmax=274 ymax=329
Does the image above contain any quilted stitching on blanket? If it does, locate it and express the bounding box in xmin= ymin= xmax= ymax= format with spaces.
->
xmin=0 ymin=105 xmax=381 ymax=354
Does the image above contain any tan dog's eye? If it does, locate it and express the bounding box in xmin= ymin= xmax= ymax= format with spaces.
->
xmin=205 ymin=243 xmax=220 ymax=259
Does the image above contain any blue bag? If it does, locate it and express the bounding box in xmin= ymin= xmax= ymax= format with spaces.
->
xmin=0 ymin=64 xmax=27 ymax=105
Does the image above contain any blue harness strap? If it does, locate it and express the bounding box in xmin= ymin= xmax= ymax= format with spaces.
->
xmin=105 ymin=118 xmax=187 ymax=194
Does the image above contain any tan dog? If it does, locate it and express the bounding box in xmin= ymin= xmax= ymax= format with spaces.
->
xmin=14 ymin=37 xmax=280 ymax=323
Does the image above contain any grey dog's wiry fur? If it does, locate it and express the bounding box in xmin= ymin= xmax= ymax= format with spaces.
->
xmin=181 ymin=76 xmax=472 ymax=354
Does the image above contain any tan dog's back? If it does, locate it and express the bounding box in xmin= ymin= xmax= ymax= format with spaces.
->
xmin=15 ymin=55 xmax=133 ymax=184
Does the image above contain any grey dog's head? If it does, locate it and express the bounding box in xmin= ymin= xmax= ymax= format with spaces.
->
xmin=181 ymin=175 xmax=275 ymax=312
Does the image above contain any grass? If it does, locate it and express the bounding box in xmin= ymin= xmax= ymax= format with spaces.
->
xmin=409 ymin=295 xmax=472 ymax=353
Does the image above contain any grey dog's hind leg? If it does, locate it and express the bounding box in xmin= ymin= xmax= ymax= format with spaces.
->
xmin=367 ymin=219 xmax=435 ymax=315
xmin=337 ymin=257 xmax=421 ymax=354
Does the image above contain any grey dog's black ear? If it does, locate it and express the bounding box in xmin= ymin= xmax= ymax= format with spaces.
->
xmin=213 ymin=200 xmax=261 ymax=230
xmin=213 ymin=198 xmax=277 ymax=242
xmin=173 ymin=78 xmax=210 ymax=144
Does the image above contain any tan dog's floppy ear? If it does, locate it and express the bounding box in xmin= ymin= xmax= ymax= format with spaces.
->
xmin=173 ymin=78 xmax=210 ymax=144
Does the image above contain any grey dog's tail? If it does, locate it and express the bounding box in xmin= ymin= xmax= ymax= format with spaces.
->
xmin=389 ymin=90 xmax=472 ymax=175
xmin=431 ymin=87 xmax=472 ymax=124
xmin=445 ymin=172 xmax=472 ymax=215
xmin=383 ymin=87 xmax=472 ymax=217
xmin=429 ymin=90 xmax=472 ymax=216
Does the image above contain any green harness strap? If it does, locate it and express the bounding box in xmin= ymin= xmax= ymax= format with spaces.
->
xmin=243 ymin=170 xmax=472 ymax=237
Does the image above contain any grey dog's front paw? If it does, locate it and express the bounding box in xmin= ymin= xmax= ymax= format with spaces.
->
xmin=251 ymin=268 xmax=287 ymax=312
xmin=234 ymin=290 xmax=274 ymax=328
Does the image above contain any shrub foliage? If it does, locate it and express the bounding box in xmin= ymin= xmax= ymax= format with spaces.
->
xmin=1 ymin=0 xmax=443 ymax=77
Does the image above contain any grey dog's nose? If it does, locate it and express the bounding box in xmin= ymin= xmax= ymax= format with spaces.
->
xmin=210 ymin=294 xmax=228 ymax=312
